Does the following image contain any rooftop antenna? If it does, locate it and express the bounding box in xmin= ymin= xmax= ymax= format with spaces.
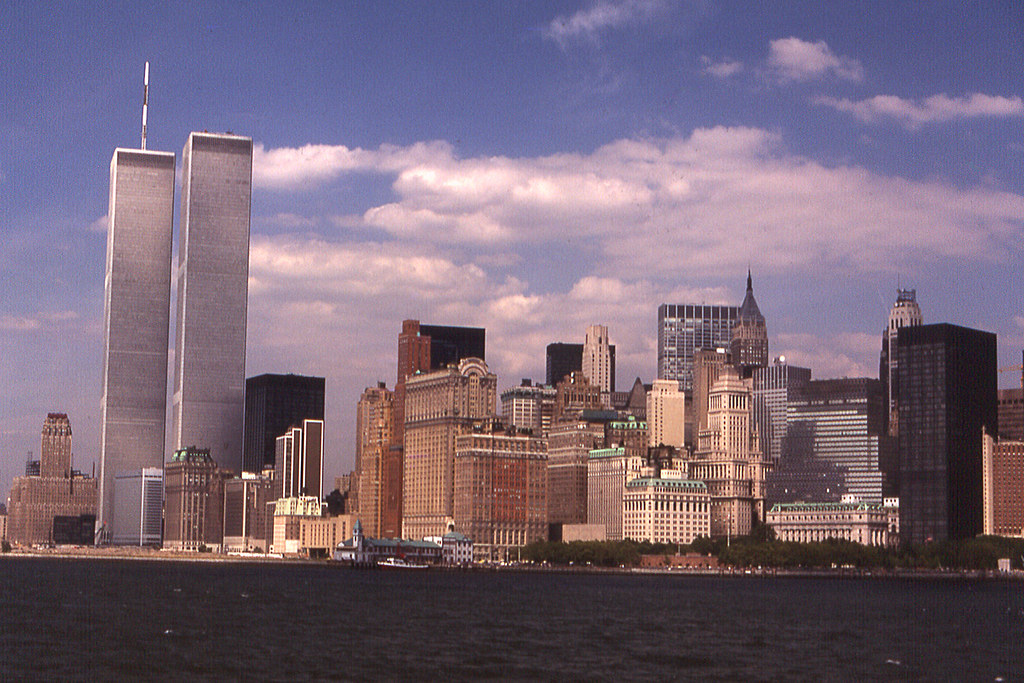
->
xmin=140 ymin=61 xmax=149 ymax=150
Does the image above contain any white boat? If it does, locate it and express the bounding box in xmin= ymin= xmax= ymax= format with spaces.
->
xmin=377 ymin=557 xmax=429 ymax=570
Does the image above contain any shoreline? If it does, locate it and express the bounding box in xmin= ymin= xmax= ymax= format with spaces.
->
xmin=2 ymin=547 xmax=1022 ymax=580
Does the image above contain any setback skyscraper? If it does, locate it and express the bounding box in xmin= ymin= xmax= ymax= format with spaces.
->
xmin=172 ymin=132 xmax=253 ymax=472
xmin=879 ymin=288 xmax=923 ymax=436
xmin=98 ymin=144 xmax=175 ymax=535
xmin=657 ymin=304 xmax=739 ymax=392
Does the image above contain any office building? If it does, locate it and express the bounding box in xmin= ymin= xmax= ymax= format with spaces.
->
xmin=546 ymin=341 xmax=616 ymax=389
xmin=897 ymin=324 xmax=997 ymax=543
xmin=879 ymin=289 xmax=923 ymax=435
xmin=587 ymin=446 xmax=646 ymax=540
xmin=657 ymin=303 xmax=739 ymax=392
xmin=623 ymin=471 xmax=710 ymax=544
xmin=6 ymin=414 xmax=97 ymax=546
xmin=582 ymin=324 xmax=614 ymax=393
xmin=692 ymin=346 xmax=731 ymax=445
xmin=553 ymin=372 xmax=602 ymax=422
xmin=274 ymin=419 xmax=325 ymax=500
xmin=982 ymin=432 xmax=1024 ymax=537
xmin=453 ymin=421 xmax=548 ymax=561
xmin=98 ymin=145 xmax=175 ymax=536
xmin=731 ymin=271 xmax=769 ymax=378
xmin=112 ymin=467 xmax=163 ymax=546
xmin=998 ymin=354 xmax=1023 ymax=440
xmin=767 ymin=502 xmax=893 ymax=546
xmin=164 ymin=447 xmax=230 ymax=550
xmin=500 ymin=380 xmax=557 ymax=438
xmin=402 ymin=358 xmax=497 ymax=539
xmin=271 ymin=496 xmax=324 ymax=554
xmin=355 ymin=383 xmax=395 ymax=537
xmin=243 ymin=373 xmax=325 ymax=473
xmin=547 ymin=418 xmax=607 ymax=525
xmin=646 ymin=379 xmax=686 ymax=448
xmin=689 ymin=367 xmax=770 ymax=538
xmin=172 ymin=132 xmax=253 ymax=472
xmin=753 ymin=359 xmax=812 ymax=464
xmin=222 ymin=470 xmax=275 ymax=552
xmin=766 ymin=378 xmax=893 ymax=506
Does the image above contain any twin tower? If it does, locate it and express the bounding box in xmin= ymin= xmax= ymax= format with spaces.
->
xmin=98 ymin=131 xmax=253 ymax=537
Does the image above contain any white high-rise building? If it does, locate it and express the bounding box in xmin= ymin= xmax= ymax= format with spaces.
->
xmin=646 ymin=379 xmax=686 ymax=448
xmin=582 ymin=324 xmax=612 ymax=394
xmin=172 ymin=132 xmax=253 ymax=472
xmin=98 ymin=146 xmax=175 ymax=537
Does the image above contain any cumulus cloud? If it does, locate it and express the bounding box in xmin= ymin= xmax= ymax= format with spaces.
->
xmin=774 ymin=332 xmax=881 ymax=379
xmin=814 ymin=93 xmax=1024 ymax=128
xmin=767 ymin=37 xmax=864 ymax=83
xmin=544 ymin=0 xmax=665 ymax=48
xmin=701 ymin=56 xmax=743 ymax=78
xmin=0 ymin=311 xmax=79 ymax=332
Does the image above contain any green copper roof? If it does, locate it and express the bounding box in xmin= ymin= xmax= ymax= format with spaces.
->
xmin=588 ymin=447 xmax=626 ymax=459
xmin=626 ymin=478 xmax=707 ymax=491
xmin=769 ymin=502 xmax=882 ymax=512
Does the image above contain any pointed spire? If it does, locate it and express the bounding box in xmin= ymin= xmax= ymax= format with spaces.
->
xmin=747 ymin=268 xmax=753 ymax=292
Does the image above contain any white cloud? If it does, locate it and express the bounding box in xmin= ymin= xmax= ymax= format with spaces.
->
xmin=701 ymin=56 xmax=743 ymax=78
xmin=86 ymin=215 xmax=107 ymax=234
xmin=544 ymin=0 xmax=665 ymax=48
xmin=767 ymin=37 xmax=864 ymax=83
xmin=814 ymin=93 xmax=1024 ymax=128
xmin=0 ymin=310 xmax=79 ymax=332
xmin=774 ymin=332 xmax=881 ymax=379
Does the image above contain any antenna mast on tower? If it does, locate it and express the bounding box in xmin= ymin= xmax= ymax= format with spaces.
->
xmin=141 ymin=61 xmax=149 ymax=150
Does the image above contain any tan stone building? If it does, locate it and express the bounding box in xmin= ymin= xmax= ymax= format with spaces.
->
xmin=767 ymin=502 xmax=893 ymax=546
xmin=453 ymin=421 xmax=547 ymax=561
xmin=983 ymin=431 xmax=1024 ymax=537
xmin=163 ymin=447 xmax=230 ymax=551
xmin=272 ymin=496 xmax=324 ymax=554
xmin=299 ymin=514 xmax=355 ymax=558
xmin=647 ymin=379 xmax=685 ymax=448
xmin=6 ymin=414 xmax=97 ymax=546
xmin=623 ymin=471 xmax=710 ymax=544
xmin=587 ymin=447 xmax=645 ymax=540
xmin=355 ymin=382 xmax=395 ymax=537
xmin=688 ymin=367 xmax=770 ymax=538
xmin=402 ymin=358 xmax=497 ymax=539
xmin=547 ymin=418 xmax=606 ymax=525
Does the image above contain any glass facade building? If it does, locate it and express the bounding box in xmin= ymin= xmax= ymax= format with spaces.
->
xmin=657 ymin=304 xmax=739 ymax=392
xmin=98 ymin=147 xmax=176 ymax=535
xmin=242 ymin=373 xmax=325 ymax=473
xmin=172 ymin=133 xmax=253 ymax=472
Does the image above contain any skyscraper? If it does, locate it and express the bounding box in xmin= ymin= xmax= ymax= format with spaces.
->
xmin=752 ymin=359 xmax=812 ymax=463
xmin=657 ymin=303 xmax=739 ymax=392
xmin=546 ymin=340 xmax=616 ymax=390
xmin=898 ymin=323 xmax=997 ymax=543
xmin=172 ymin=132 xmax=253 ymax=472
xmin=731 ymin=271 xmax=768 ymax=378
xmin=275 ymin=419 xmax=325 ymax=500
xmin=646 ymin=379 xmax=685 ymax=448
xmin=879 ymin=288 xmax=923 ymax=435
xmin=355 ymin=383 xmax=395 ymax=537
xmin=242 ymin=373 xmax=325 ymax=473
xmin=582 ymin=324 xmax=614 ymax=393
xmin=98 ymin=145 xmax=175 ymax=534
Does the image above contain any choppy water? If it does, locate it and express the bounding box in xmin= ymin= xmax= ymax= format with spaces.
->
xmin=1 ymin=557 xmax=1022 ymax=680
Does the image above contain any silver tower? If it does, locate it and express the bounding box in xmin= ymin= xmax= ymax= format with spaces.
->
xmin=98 ymin=64 xmax=176 ymax=538
xmin=171 ymin=132 xmax=253 ymax=472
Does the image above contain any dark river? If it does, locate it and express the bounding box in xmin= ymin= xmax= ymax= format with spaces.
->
xmin=1 ymin=558 xmax=1021 ymax=680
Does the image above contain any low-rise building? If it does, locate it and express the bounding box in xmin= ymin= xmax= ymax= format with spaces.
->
xmin=623 ymin=472 xmax=710 ymax=544
xmin=983 ymin=431 xmax=1024 ymax=537
xmin=334 ymin=520 xmax=442 ymax=566
xmin=766 ymin=501 xmax=892 ymax=546
xmin=112 ymin=468 xmax=163 ymax=547
xmin=300 ymin=514 xmax=355 ymax=558
xmin=424 ymin=529 xmax=474 ymax=565
xmin=272 ymin=496 xmax=324 ymax=554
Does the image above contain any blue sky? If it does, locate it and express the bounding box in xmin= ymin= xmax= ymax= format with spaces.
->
xmin=2 ymin=1 xmax=1022 ymax=495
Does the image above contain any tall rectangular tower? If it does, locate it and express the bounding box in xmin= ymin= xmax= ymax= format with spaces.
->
xmin=657 ymin=304 xmax=739 ymax=392
xmin=98 ymin=147 xmax=175 ymax=534
xmin=897 ymin=324 xmax=997 ymax=543
xmin=242 ymin=373 xmax=325 ymax=473
xmin=172 ymin=132 xmax=253 ymax=472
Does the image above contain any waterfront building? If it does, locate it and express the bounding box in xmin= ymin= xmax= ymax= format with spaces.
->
xmin=647 ymin=379 xmax=685 ymax=448
xmin=500 ymin=379 xmax=556 ymax=437
xmin=998 ymin=356 xmax=1024 ymax=440
xmin=766 ymin=378 xmax=893 ymax=506
xmin=582 ymin=324 xmax=615 ymax=393
xmin=222 ymin=470 xmax=275 ymax=552
xmin=0 ymin=508 xmax=6 ymax=541
xmin=731 ymin=271 xmax=769 ymax=378
xmin=453 ymin=421 xmax=547 ymax=561
xmin=6 ymin=414 xmax=97 ymax=546
xmin=897 ymin=323 xmax=997 ymax=543
xmin=112 ymin=467 xmax=163 ymax=546
xmin=402 ymin=358 xmax=497 ymax=539
xmin=982 ymin=431 xmax=1024 ymax=537
xmin=423 ymin=528 xmax=475 ymax=565
xmin=333 ymin=520 xmax=443 ymax=566
xmin=752 ymin=359 xmax=811 ymax=464
xmin=271 ymin=496 xmax=324 ymax=554
xmin=98 ymin=142 xmax=175 ymax=539
xmin=622 ymin=471 xmax=710 ymax=544
xmin=766 ymin=501 xmax=893 ymax=546
xmin=355 ymin=383 xmax=395 ymax=537
xmin=172 ymin=132 xmax=253 ymax=473
xmin=274 ymin=419 xmax=325 ymax=500
xmin=547 ymin=417 xmax=608 ymax=525
xmin=587 ymin=447 xmax=646 ymax=540
xmin=242 ymin=373 xmax=325 ymax=473
xmin=164 ymin=447 xmax=230 ymax=551
xmin=689 ymin=367 xmax=770 ymax=538
xmin=657 ymin=303 xmax=739 ymax=392
xmin=299 ymin=514 xmax=355 ymax=558
xmin=878 ymin=288 xmax=923 ymax=436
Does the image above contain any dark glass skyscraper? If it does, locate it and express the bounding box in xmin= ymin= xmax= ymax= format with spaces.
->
xmin=243 ymin=374 xmax=325 ymax=474
xmin=897 ymin=323 xmax=997 ymax=543
xmin=546 ymin=342 xmax=615 ymax=388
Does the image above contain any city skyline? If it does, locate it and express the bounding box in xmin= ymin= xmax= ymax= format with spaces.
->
xmin=2 ymin=2 xmax=1023 ymax=495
